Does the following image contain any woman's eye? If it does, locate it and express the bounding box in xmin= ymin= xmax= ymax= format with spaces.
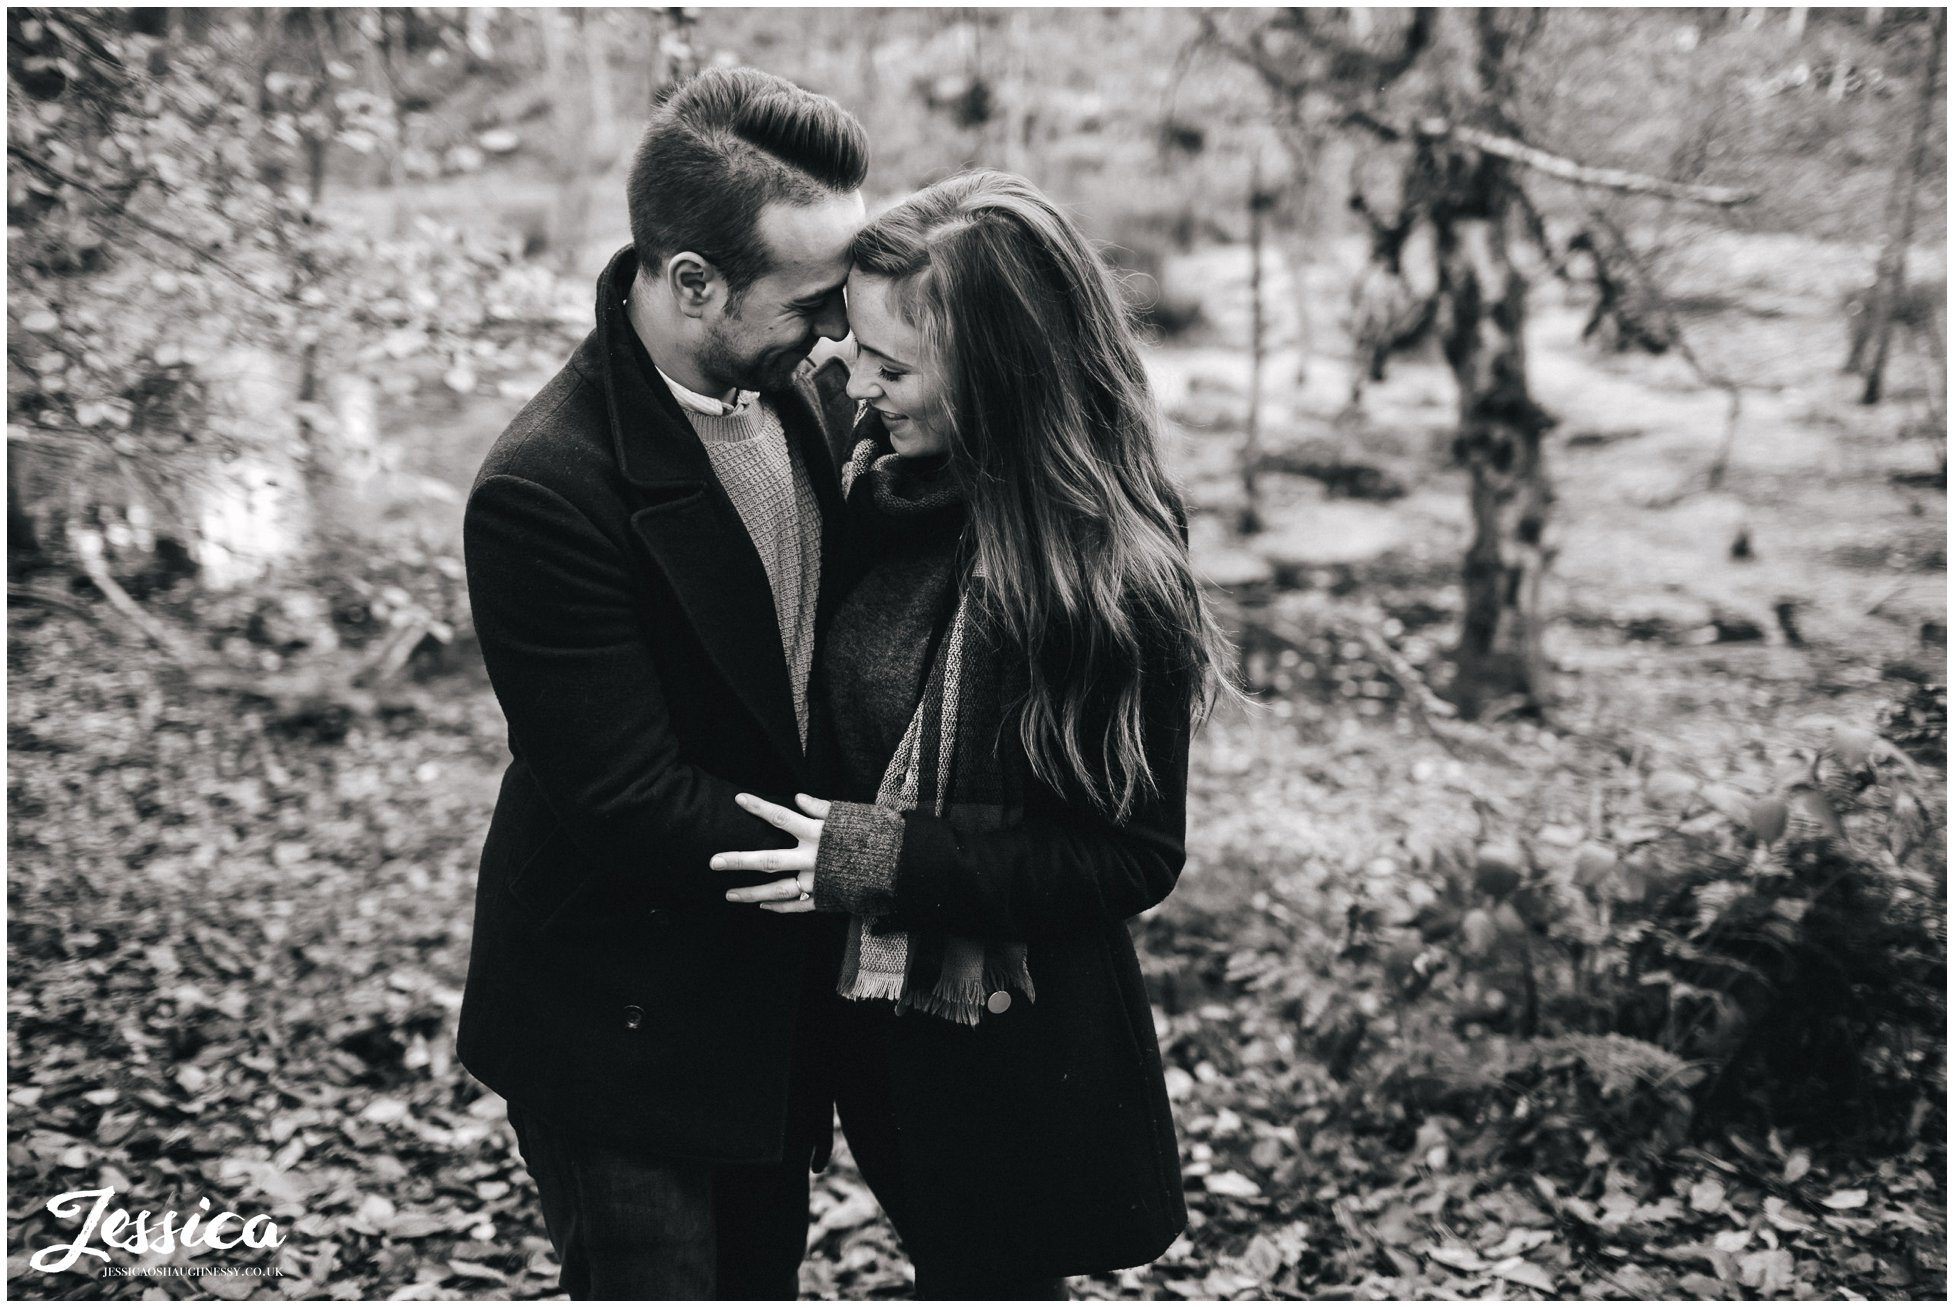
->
xmin=878 ymin=368 xmax=905 ymax=384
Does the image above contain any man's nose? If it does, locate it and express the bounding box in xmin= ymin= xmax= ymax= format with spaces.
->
xmin=811 ymin=296 xmax=850 ymax=344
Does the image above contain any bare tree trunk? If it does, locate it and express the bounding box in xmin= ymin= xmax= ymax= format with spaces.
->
xmin=663 ymin=7 xmax=700 ymax=87
xmin=1001 ymin=9 xmax=1032 ymax=176
xmin=579 ymin=10 xmax=618 ymax=269
xmin=541 ymin=10 xmax=593 ymax=271
xmin=1435 ymin=161 xmax=1557 ymax=718
xmin=1275 ymin=128 xmax=1325 ymax=390
xmin=1241 ymin=153 xmax=1268 ymax=535
xmin=298 ymin=8 xmax=342 ymax=209
xmin=1860 ymin=9 xmax=1944 ymax=404
xmin=374 ymin=9 xmax=411 ymax=234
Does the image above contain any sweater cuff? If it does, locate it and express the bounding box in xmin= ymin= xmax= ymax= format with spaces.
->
xmin=813 ymin=801 xmax=904 ymax=916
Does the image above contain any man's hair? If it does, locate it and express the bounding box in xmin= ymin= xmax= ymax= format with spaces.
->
xmin=626 ymin=67 xmax=868 ymax=298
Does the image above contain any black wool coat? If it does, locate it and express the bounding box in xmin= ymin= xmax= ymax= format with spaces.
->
xmin=808 ymin=474 xmax=1192 ymax=1279
xmin=456 ymin=247 xmax=857 ymax=1161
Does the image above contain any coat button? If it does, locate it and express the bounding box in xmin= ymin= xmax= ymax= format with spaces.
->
xmin=623 ymin=1005 xmax=644 ymax=1030
xmin=985 ymin=991 xmax=1011 ymax=1015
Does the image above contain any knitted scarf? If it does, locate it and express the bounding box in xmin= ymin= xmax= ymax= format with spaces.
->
xmin=834 ymin=435 xmax=1036 ymax=1026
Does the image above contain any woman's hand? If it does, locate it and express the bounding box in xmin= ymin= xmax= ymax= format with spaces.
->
xmin=716 ymin=793 xmax=833 ymax=913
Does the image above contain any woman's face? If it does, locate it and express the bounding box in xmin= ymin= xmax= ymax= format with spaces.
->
xmin=843 ymin=272 xmax=952 ymax=459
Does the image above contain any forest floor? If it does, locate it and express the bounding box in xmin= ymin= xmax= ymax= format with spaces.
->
xmin=8 ymin=223 xmax=1945 ymax=1299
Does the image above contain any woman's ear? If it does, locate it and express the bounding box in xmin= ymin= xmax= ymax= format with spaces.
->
xmin=664 ymin=252 xmax=717 ymax=319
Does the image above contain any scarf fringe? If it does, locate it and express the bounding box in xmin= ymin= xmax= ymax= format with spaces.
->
xmin=900 ymin=986 xmax=985 ymax=1027
xmin=986 ymin=952 xmax=1036 ymax=1004
xmin=839 ymin=967 xmax=909 ymax=1005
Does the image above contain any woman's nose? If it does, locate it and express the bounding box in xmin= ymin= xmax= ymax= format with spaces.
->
xmin=843 ymin=358 xmax=880 ymax=402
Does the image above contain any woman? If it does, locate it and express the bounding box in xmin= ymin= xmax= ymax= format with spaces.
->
xmin=713 ymin=170 xmax=1236 ymax=1298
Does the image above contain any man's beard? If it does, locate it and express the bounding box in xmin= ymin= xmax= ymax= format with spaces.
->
xmin=700 ymin=318 xmax=807 ymax=395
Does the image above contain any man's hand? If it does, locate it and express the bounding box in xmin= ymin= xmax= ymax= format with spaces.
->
xmin=717 ymin=794 xmax=833 ymax=914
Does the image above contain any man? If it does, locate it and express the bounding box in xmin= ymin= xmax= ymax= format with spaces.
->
xmin=457 ymin=67 xmax=866 ymax=1299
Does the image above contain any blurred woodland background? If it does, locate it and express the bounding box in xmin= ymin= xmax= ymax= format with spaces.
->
xmin=8 ymin=7 xmax=1947 ymax=1300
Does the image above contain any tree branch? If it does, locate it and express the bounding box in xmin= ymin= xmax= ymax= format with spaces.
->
xmin=7 ymin=144 xmax=296 ymax=303
xmin=1414 ymin=119 xmax=1755 ymax=206
xmin=1197 ymin=15 xmax=1755 ymax=209
xmin=9 ymin=585 xmax=118 ymax=629
xmin=71 ymin=527 xmax=195 ymax=660
xmin=1582 ymin=206 xmax=1748 ymax=491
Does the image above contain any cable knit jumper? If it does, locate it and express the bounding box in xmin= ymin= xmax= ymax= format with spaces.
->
xmin=656 ymin=368 xmax=822 ymax=749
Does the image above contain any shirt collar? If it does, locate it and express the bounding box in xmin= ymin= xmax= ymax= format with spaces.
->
xmin=653 ymin=364 xmax=759 ymax=418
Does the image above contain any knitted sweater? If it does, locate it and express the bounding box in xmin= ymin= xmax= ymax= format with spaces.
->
xmin=657 ymin=369 xmax=822 ymax=748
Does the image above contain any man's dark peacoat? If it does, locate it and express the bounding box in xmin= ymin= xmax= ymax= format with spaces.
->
xmin=457 ymin=247 xmax=856 ymax=1162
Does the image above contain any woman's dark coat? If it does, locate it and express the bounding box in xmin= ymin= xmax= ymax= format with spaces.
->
xmin=808 ymin=473 xmax=1192 ymax=1279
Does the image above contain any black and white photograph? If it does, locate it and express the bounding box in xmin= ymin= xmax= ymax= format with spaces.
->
xmin=7 ymin=5 xmax=1947 ymax=1300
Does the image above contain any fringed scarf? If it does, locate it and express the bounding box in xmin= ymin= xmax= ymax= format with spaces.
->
xmin=834 ymin=435 xmax=1036 ymax=1026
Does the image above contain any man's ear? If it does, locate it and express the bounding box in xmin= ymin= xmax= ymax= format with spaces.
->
xmin=664 ymin=252 xmax=717 ymax=319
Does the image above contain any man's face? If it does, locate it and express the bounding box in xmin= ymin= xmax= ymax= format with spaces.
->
xmin=700 ymin=191 xmax=864 ymax=393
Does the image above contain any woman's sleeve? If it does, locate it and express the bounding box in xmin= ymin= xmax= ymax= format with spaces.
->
xmin=811 ymin=671 xmax=1192 ymax=939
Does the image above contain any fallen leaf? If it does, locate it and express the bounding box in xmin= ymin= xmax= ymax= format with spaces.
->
xmin=355 ymin=1193 xmax=397 ymax=1230
xmin=446 ymin=1260 xmax=507 ymax=1283
xmin=810 ymin=1189 xmax=881 ymax=1240
xmin=1678 ymin=1272 xmax=1727 ymax=1298
xmin=1372 ymin=1202 xmax=1422 ymax=1247
xmin=1689 ymin=1177 xmax=1727 ymax=1213
xmin=1203 ymin=1170 xmax=1263 ymax=1200
xmin=1739 ymin=1248 xmax=1796 ymax=1296
xmin=1487 ymin=1228 xmax=1553 ymax=1259
xmin=1235 ymin=1233 xmax=1284 ymax=1283
xmin=1492 ymin=1257 xmax=1558 ymax=1294
xmin=1821 ymin=1188 xmax=1869 ymax=1210
xmin=361 ymin=1098 xmax=409 ymax=1125
xmin=1428 ymin=1246 xmax=1486 ymax=1272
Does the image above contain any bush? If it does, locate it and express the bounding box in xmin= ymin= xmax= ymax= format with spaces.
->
xmin=1358 ymin=704 xmax=1946 ymax=1157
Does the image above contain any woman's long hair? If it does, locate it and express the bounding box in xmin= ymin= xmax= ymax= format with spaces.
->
xmin=851 ymin=170 xmax=1238 ymax=821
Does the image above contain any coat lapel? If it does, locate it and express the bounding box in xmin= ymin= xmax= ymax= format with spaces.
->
xmin=779 ymin=359 xmax=856 ymax=626
xmin=594 ymin=248 xmax=806 ymax=772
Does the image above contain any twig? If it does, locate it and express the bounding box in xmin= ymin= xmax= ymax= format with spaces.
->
xmin=7 ymin=145 xmax=293 ymax=305
xmin=1426 ymin=122 xmax=1755 ymax=206
xmin=352 ymin=618 xmax=442 ymax=687
xmin=1862 ymin=575 xmax=1913 ymax=617
xmin=1512 ymin=187 xmax=1578 ymax=283
xmin=1197 ymin=15 xmax=1754 ymax=209
xmin=1235 ymin=601 xmax=1524 ymax=770
xmin=1583 ymin=206 xmax=1751 ymax=492
xmin=1703 ymin=386 xmax=1746 ymax=493
xmin=8 ymin=585 xmax=117 ymax=629
xmin=71 ymin=528 xmax=194 ymax=660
